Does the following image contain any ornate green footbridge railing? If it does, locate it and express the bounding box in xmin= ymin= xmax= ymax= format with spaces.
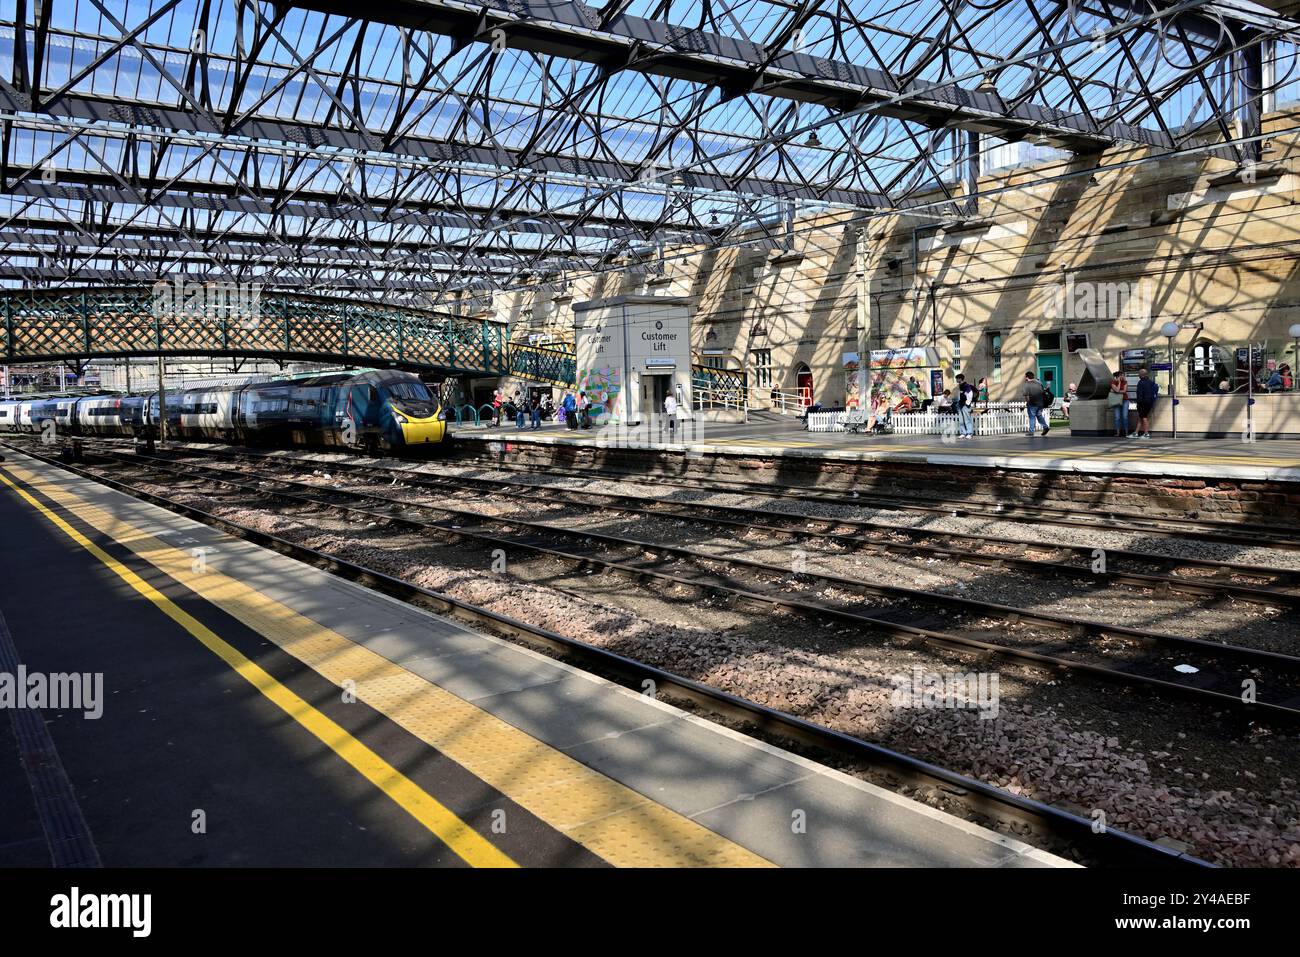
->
xmin=1 ymin=287 xmax=749 ymax=395
xmin=0 ymin=287 xmax=509 ymax=376
xmin=510 ymin=343 xmax=578 ymax=387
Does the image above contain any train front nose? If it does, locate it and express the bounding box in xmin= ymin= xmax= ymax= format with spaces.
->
xmin=389 ymin=403 xmax=445 ymax=445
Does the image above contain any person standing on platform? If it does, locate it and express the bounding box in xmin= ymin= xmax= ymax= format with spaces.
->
xmin=529 ymin=394 xmax=542 ymax=430
xmin=1023 ymin=371 xmax=1050 ymax=437
xmin=1107 ymin=371 xmax=1129 ymax=437
xmin=976 ymin=376 xmax=989 ymax=411
xmin=907 ymin=376 xmax=922 ymax=408
xmin=664 ymin=392 xmax=679 ymax=435
xmin=1134 ymin=367 xmax=1159 ymax=439
xmin=491 ymin=389 xmax=503 ymax=426
xmin=561 ymin=391 xmax=577 ymax=430
xmin=955 ymin=373 xmax=976 ymax=439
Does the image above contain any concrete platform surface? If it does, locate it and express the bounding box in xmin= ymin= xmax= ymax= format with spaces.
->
xmin=0 ymin=448 xmax=1069 ymax=868
xmin=455 ymin=415 xmax=1300 ymax=482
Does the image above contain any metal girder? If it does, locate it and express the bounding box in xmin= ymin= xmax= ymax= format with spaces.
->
xmin=293 ymin=0 xmax=1171 ymax=149
xmin=0 ymin=264 xmax=484 ymax=290
xmin=0 ymin=215 xmax=605 ymax=264
xmin=0 ymin=90 xmax=892 ymax=210
xmin=0 ymin=227 xmax=580 ymax=270
xmin=0 ymin=164 xmax=683 ymax=240
xmin=0 ymin=0 xmax=1292 ymax=304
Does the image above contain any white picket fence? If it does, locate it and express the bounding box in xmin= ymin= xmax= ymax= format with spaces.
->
xmin=806 ymin=408 xmax=1031 ymax=436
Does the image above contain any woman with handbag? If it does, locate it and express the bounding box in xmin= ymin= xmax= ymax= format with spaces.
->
xmin=1107 ymin=371 xmax=1130 ymax=437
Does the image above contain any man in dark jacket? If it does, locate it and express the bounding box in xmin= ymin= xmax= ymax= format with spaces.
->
xmin=1023 ymin=371 xmax=1049 ymax=437
xmin=955 ymin=373 xmax=976 ymax=439
xmin=1134 ymin=367 xmax=1159 ymax=438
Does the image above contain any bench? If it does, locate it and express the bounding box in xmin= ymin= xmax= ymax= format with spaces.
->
xmin=841 ymin=410 xmax=871 ymax=434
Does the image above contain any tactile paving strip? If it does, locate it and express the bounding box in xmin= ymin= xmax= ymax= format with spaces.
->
xmin=0 ymin=606 xmax=102 ymax=868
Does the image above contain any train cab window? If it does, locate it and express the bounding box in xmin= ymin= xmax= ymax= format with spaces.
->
xmin=388 ymin=381 xmax=432 ymax=402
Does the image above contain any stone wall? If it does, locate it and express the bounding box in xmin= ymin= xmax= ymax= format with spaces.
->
xmin=487 ymin=107 xmax=1300 ymax=409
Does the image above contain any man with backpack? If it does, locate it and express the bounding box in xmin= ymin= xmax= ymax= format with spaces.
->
xmin=1023 ymin=371 xmax=1051 ymax=437
xmin=561 ymin=391 xmax=578 ymax=430
xmin=955 ymin=373 xmax=976 ymax=439
xmin=1133 ymin=367 xmax=1159 ymax=438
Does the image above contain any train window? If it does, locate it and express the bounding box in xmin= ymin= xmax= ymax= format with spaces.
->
xmin=367 ymin=385 xmax=380 ymax=403
xmin=388 ymin=381 xmax=432 ymax=402
xmin=251 ymin=395 xmax=288 ymax=414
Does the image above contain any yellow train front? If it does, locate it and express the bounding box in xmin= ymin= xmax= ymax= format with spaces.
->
xmin=0 ymin=369 xmax=446 ymax=456
xmin=227 ymin=368 xmax=444 ymax=453
xmin=364 ymin=370 xmax=446 ymax=451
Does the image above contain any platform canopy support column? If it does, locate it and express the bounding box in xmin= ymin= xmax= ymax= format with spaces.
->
xmin=964 ymin=130 xmax=981 ymax=217
xmin=855 ymin=227 xmax=871 ymax=410
xmin=1240 ymin=33 xmax=1264 ymax=166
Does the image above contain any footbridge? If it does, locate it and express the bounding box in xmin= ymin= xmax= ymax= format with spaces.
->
xmin=0 ymin=287 xmax=508 ymax=376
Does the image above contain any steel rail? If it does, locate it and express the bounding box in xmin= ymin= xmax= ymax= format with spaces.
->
xmin=63 ymin=444 xmax=1300 ymax=722
xmin=133 ymin=441 xmax=1300 ymax=608
xmin=0 ymin=441 xmax=1211 ymax=868
xmin=37 ymin=438 xmax=1300 ymax=597
xmin=452 ymin=448 xmax=1300 ymax=551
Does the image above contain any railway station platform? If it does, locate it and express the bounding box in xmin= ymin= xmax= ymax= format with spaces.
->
xmin=456 ymin=416 xmax=1300 ymax=484
xmin=0 ymin=447 xmax=1068 ymax=868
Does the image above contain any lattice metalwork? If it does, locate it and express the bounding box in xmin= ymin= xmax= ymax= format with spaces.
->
xmin=693 ymin=365 xmax=747 ymax=394
xmin=511 ymin=343 xmax=579 ymax=386
xmin=0 ymin=287 xmax=508 ymax=373
xmin=0 ymin=1 xmax=1296 ymax=306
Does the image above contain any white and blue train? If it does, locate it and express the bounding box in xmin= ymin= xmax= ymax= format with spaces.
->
xmin=0 ymin=368 xmax=445 ymax=453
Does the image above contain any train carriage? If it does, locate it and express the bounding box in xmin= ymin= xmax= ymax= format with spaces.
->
xmin=0 ymin=368 xmax=445 ymax=453
xmin=77 ymin=396 xmax=133 ymax=437
xmin=175 ymin=388 xmax=238 ymax=441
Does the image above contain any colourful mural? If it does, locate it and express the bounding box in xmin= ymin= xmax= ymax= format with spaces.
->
xmin=576 ymin=365 xmax=623 ymax=423
xmin=842 ymin=348 xmax=950 ymax=412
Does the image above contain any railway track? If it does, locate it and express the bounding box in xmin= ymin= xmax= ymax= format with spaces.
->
xmin=0 ymin=439 xmax=1211 ymax=868
xmin=36 ymin=437 xmax=1300 ymax=606
xmin=33 ymin=439 xmax=1300 ymax=723
xmin=456 ymin=443 xmax=1300 ymax=552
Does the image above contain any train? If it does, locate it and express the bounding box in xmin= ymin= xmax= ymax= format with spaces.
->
xmin=0 ymin=368 xmax=446 ymax=453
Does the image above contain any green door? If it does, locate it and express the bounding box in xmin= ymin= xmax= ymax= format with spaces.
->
xmin=1036 ymin=353 xmax=1064 ymax=399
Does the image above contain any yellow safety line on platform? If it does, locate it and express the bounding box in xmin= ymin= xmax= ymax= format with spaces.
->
xmin=0 ymin=466 xmax=516 ymax=869
xmin=0 ymin=460 xmax=773 ymax=869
